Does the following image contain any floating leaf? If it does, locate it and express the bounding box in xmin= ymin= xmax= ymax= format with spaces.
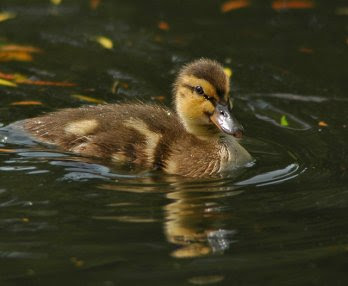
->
xmin=95 ymin=36 xmax=113 ymax=49
xmin=272 ymin=0 xmax=314 ymax=10
xmin=0 ymin=71 xmax=77 ymax=87
xmin=0 ymin=148 xmax=15 ymax=153
xmin=70 ymin=257 xmax=84 ymax=268
xmin=71 ymin=94 xmax=105 ymax=104
xmin=188 ymin=275 xmax=225 ymax=285
xmin=0 ymin=51 xmax=33 ymax=62
xmin=0 ymin=78 xmax=17 ymax=87
xmin=17 ymin=79 xmax=77 ymax=87
xmin=280 ymin=115 xmax=289 ymax=126
xmin=11 ymin=101 xmax=43 ymax=106
xmin=0 ymin=12 xmax=16 ymax=23
xmin=50 ymin=0 xmax=62 ymax=5
xmin=298 ymin=47 xmax=313 ymax=54
xmin=318 ymin=121 xmax=328 ymax=127
xmin=223 ymin=67 xmax=233 ymax=78
xmin=221 ymin=0 xmax=250 ymax=13
xmin=90 ymin=0 xmax=101 ymax=9
xmin=0 ymin=45 xmax=41 ymax=53
xmin=158 ymin=21 xmax=170 ymax=31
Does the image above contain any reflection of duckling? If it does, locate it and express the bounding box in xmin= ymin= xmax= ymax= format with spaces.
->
xmin=23 ymin=59 xmax=252 ymax=177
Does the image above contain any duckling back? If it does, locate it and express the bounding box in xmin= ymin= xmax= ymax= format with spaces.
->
xmin=24 ymin=104 xmax=183 ymax=168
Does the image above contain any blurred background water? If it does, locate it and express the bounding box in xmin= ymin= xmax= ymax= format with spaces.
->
xmin=0 ymin=0 xmax=347 ymax=285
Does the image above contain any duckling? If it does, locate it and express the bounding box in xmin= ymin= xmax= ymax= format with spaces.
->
xmin=22 ymin=59 xmax=252 ymax=177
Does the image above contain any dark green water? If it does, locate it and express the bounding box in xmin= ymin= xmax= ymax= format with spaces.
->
xmin=0 ymin=0 xmax=347 ymax=285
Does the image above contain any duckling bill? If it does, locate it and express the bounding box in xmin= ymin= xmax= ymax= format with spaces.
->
xmin=22 ymin=59 xmax=252 ymax=177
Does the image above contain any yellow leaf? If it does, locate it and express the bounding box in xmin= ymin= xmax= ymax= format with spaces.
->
xmin=0 ymin=12 xmax=16 ymax=23
xmin=50 ymin=0 xmax=62 ymax=5
xmin=0 ymin=78 xmax=17 ymax=87
xmin=280 ymin=115 xmax=289 ymax=126
xmin=11 ymin=101 xmax=43 ymax=106
xmin=95 ymin=36 xmax=113 ymax=49
xmin=223 ymin=67 xmax=233 ymax=78
xmin=71 ymin=94 xmax=106 ymax=104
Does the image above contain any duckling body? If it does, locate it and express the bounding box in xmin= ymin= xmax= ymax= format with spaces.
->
xmin=22 ymin=59 xmax=252 ymax=177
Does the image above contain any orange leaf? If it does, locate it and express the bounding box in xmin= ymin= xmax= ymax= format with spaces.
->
xmin=16 ymin=79 xmax=77 ymax=87
xmin=0 ymin=51 xmax=33 ymax=62
xmin=90 ymin=0 xmax=101 ymax=9
xmin=221 ymin=0 xmax=250 ymax=13
xmin=0 ymin=72 xmax=15 ymax=80
xmin=298 ymin=47 xmax=314 ymax=54
xmin=158 ymin=21 xmax=170 ymax=31
xmin=0 ymin=45 xmax=41 ymax=53
xmin=11 ymin=101 xmax=43 ymax=106
xmin=318 ymin=121 xmax=328 ymax=127
xmin=0 ymin=148 xmax=15 ymax=153
xmin=272 ymin=0 xmax=314 ymax=10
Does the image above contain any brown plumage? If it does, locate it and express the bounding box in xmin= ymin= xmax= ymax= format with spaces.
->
xmin=22 ymin=59 xmax=252 ymax=177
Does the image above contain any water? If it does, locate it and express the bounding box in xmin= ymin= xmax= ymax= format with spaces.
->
xmin=0 ymin=0 xmax=347 ymax=285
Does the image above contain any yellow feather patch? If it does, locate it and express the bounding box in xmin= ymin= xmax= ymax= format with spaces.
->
xmin=64 ymin=119 xmax=98 ymax=136
xmin=123 ymin=119 xmax=162 ymax=164
xmin=112 ymin=151 xmax=128 ymax=163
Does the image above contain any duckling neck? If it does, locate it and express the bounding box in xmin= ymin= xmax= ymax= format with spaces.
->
xmin=179 ymin=118 xmax=220 ymax=139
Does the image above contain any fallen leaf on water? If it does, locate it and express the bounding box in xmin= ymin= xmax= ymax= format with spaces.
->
xmin=50 ymin=0 xmax=62 ymax=5
xmin=0 ymin=45 xmax=41 ymax=53
xmin=188 ymin=275 xmax=225 ymax=285
xmin=11 ymin=101 xmax=43 ymax=106
xmin=0 ymin=71 xmax=77 ymax=87
xmin=70 ymin=257 xmax=84 ymax=268
xmin=221 ymin=0 xmax=250 ymax=13
xmin=95 ymin=36 xmax=113 ymax=49
xmin=90 ymin=0 xmax=101 ymax=9
xmin=71 ymin=94 xmax=105 ymax=104
xmin=272 ymin=0 xmax=314 ymax=10
xmin=223 ymin=67 xmax=233 ymax=78
xmin=0 ymin=148 xmax=15 ymax=153
xmin=280 ymin=115 xmax=289 ymax=126
xmin=298 ymin=47 xmax=314 ymax=54
xmin=318 ymin=121 xmax=328 ymax=127
xmin=0 ymin=51 xmax=33 ymax=62
xmin=21 ymin=218 xmax=30 ymax=223
xmin=0 ymin=78 xmax=17 ymax=87
xmin=17 ymin=79 xmax=77 ymax=87
xmin=158 ymin=21 xmax=170 ymax=31
xmin=0 ymin=12 xmax=16 ymax=22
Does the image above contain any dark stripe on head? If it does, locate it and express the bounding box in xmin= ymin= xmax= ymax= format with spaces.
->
xmin=182 ymin=59 xmax=227 ymax=99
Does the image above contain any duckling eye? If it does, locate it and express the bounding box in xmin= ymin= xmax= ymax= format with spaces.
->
xmin=194 ymin=86 xmax=204 ymax=95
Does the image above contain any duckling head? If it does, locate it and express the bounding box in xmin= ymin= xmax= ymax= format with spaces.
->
xmin=173 ymin=58 xmax=244 ymax=139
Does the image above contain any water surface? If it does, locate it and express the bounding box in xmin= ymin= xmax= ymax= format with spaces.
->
xmin=0 ymin=1 xmax=347 ymax=285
